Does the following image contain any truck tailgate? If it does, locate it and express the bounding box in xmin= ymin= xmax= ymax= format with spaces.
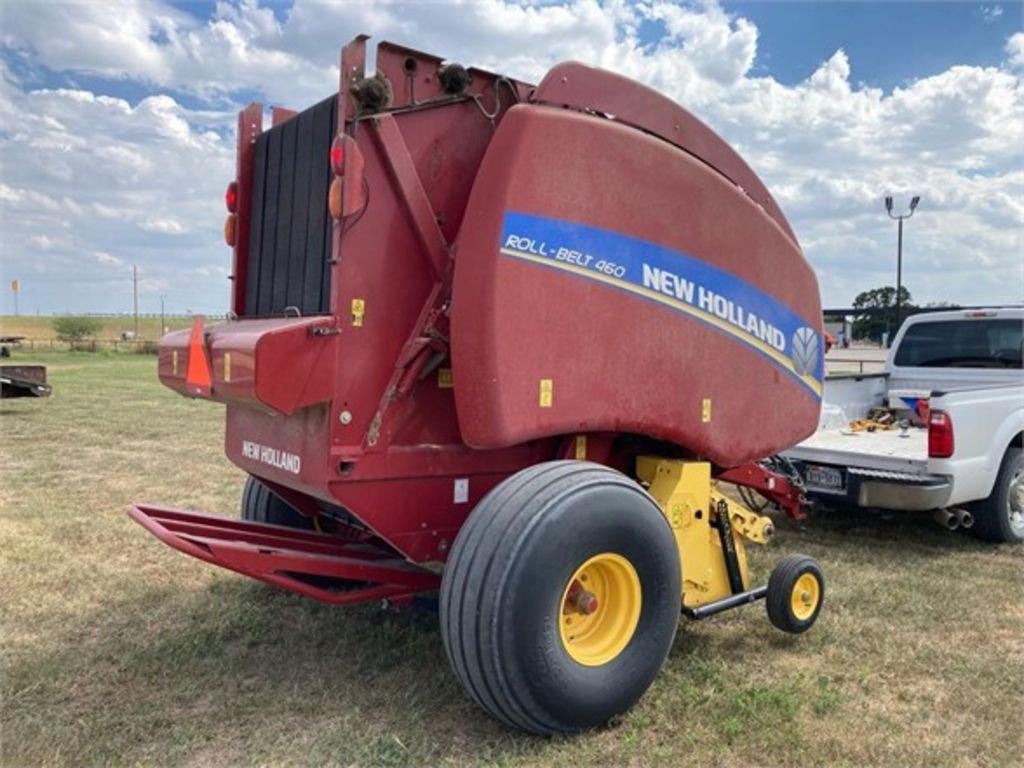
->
xmin=785 ymin=427 xmax=930 ymax=474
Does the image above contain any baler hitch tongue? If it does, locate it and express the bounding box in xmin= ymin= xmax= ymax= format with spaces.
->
xmin=127 ymin=504 xmax=440 ymax=604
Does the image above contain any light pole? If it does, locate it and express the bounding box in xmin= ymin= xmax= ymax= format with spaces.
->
xmin=885 ymin=194 xmax=920 ymax=335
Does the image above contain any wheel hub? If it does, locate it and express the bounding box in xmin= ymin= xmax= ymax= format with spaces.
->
xmin=559 ymin=553 xmax=642 ymax=666
xmin=571 ymin=586 xmax=599 ymax=615
xmin=790 ymin=573 xmax=821 ymax=621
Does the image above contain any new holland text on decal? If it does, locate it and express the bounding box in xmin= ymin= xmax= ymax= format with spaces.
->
xmin=499 ymin=212 xmax=824 ymax=397
xmin=241 ymin=440 xmax=302 ymax=474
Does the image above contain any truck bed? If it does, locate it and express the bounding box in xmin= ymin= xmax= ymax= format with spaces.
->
xmin=786 ymin=426 xmax=929 ymax=475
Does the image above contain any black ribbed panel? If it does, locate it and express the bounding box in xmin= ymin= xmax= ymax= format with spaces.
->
xmin=244 ymin=95 xmax=336 ymax=316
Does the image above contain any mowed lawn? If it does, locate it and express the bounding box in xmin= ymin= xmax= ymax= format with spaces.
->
xmin=2 ymin=352 xmax=1022 ymax=767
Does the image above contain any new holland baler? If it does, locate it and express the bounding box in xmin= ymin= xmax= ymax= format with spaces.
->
xmin=131 ymin=36 xmax=826 ymax=734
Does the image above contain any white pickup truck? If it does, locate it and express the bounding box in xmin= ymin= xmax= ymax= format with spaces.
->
xmin=783 ymin=308 xmax=1024 ymax=543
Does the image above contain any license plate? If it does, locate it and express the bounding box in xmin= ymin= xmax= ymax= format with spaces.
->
xmin=804 ymin=464 xmax=845 ymax=493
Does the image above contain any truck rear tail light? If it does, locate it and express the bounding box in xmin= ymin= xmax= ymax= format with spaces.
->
xmin=330 ymin=136 xmax=345 ymax=176
xmin=928 ymin=410 xmax=954 ymax=458
xmin=225 ymin=181 xmax=238 ymax=213
xmin=224 ymin=214 xmax=237 ymax=247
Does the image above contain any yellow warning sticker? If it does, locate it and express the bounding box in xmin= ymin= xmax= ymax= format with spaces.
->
xmin=351 ymin=298 xmax=366 ymax=327
xmin=539 ymin=378 xmax=553 ymax=408
xmin=223 ymin=352 xmax=232 ymax=383
xmin=575 ymin=434 xmax=587 ymax=459
xmin=438 ymin=368 xmax=453 ymax=388
xmin=701 ymin=398 xmax=712 ymax=423
xmin=172 ymin=349 xmax=178 ymax=376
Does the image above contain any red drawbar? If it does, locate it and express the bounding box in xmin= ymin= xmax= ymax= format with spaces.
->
xmin=185 ymin=316 xmax=212 ymax=397
xmin=128 ymin=504 xmax=441 ymax=604
xmin=716 ymin=463 xmax=807 ymax=520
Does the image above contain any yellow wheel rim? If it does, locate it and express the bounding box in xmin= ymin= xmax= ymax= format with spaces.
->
xmin=790 ymin=572 xmax=821 ymax=621
xmin=558 ymin=552 xmax=642 ymax=666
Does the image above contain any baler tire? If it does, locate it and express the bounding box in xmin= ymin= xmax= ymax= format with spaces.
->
xmin=766 ymin=554 xmax=824 ymax=634
xmin=440 ymin=461 xmax=681 ymax=735
xmin=969 ymin=447 xmax=1024 ymax=544
xmin=240 ymin=476 xmax=313 ymax=530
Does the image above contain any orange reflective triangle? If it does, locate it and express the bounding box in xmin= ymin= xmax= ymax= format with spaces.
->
xmin=185 ymin=316 xmax=212 ymax=396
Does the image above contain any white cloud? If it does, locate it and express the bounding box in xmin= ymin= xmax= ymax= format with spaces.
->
xmin=139 ymin=218 xmax=185 ymax=234
xmin=1007 ymin=32 xmax=1024 ymax=70
xmin=1 ymin=0 xmax=334 ymax=105
xmin=0 ymin=61 xmax=233 ymax=313
xmin=0 ymin=0 xmax=1021 ymax=313
xmin=30 ymin=234 xmax=58 ymax=250
xmin=982 ymin=5 xmax=1004 ymax=23
xmin=92 ymin=251 xmax=124 ymax=266
xmin=0 ymin=183 xmax=62 ymax=211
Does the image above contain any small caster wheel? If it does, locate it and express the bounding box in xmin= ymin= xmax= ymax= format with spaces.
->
xmin=766 ymin=554 xmax=824 ymax=634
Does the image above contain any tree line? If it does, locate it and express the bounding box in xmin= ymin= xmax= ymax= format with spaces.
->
xmin=850 ymin=286 xmax=959 ymax=342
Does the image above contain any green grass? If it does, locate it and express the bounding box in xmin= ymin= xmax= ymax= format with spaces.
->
xmin=2 ymin=351 xmax=1023 ymax=767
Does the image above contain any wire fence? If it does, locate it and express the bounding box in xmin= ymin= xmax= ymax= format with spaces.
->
xmin=2 ymin=339 xmax=160 ymax=354
xmin=0 ymin=314 xmax=219 ymax=355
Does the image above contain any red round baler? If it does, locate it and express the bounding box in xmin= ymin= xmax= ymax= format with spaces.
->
xmin=131 ymin=37 xmax=826 ymax=734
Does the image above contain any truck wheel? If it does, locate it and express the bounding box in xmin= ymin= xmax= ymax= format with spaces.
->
xmin=440 ymin=461 xmax=681 ymax=734
xmin=970 ymin=447 xmax=1024 ymax=544
xmin=240 ymin=475 xmax=312 ymax=529
xmin=766 ymin=554 xmax=824 ymax=634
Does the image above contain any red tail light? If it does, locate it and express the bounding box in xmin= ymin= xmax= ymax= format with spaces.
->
xmin=225 ymin=181 xmax=238 ymax=213
xmin=330 ymin=136 xmax=345 ymax=176
xmin=928 ymin=410 xmax=954 ymax=458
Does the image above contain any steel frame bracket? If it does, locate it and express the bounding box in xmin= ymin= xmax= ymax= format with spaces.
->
xmin=370 ymin=114 xmax=449 ymax=281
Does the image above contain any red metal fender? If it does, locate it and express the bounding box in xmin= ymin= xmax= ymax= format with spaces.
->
xmin=128 ymin=504 xmax=441 ymax=605
xmin=533 ymin=62 xmax=796 ymax=245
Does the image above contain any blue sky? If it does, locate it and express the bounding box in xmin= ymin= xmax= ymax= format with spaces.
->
xmin=725 ymin=2 xmax=1020 ymax=88
xmin=0 ymin=0 xmax=1021 ymax=316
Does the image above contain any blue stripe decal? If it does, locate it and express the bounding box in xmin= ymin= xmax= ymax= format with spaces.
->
xmin=499 ymin=211 xmax=824 ymax=398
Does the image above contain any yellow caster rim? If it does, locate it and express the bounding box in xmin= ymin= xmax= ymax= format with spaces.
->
xmin=559 ymin=552 xmax=642 ymax=666
xmin=790 ymin=572 xmax=821 ymax=621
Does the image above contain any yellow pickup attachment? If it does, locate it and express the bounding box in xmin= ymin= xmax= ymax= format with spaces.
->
xmin=636 ymin=457 xmax=775 ymax=609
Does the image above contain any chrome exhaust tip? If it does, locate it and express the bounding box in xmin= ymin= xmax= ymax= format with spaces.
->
xmin=953 ymin=507 xmax=974 ymax=530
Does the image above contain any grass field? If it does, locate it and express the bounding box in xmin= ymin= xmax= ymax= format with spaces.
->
xmin=2 ymin=351 xmax=1022 ymax=767
xmin=0 ymin=315 xmax=196 ymax=342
